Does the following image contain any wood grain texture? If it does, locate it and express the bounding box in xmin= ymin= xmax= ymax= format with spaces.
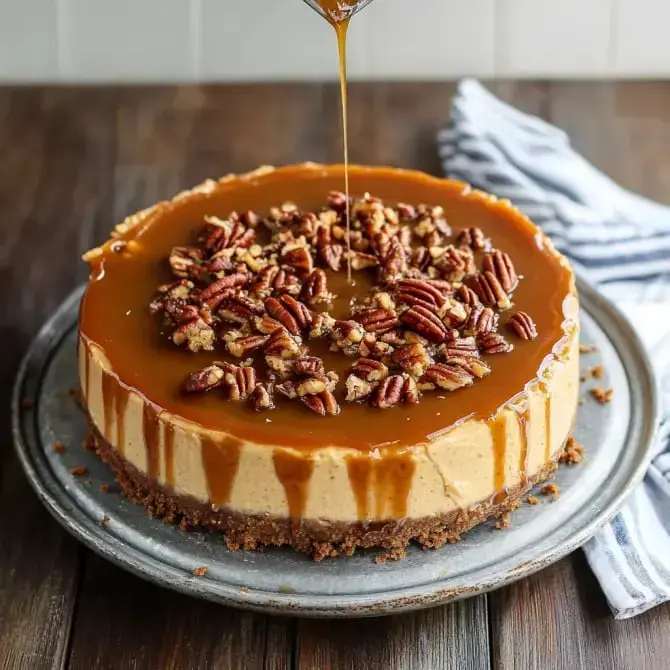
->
xmin=0 ymin=82 xmax=669 ymax=670
xmin=0 ymin=88 xmax=116 ymax=670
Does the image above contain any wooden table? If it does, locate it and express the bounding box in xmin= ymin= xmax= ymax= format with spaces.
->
xmin=1 ymin=82 xmax=669 ymax=670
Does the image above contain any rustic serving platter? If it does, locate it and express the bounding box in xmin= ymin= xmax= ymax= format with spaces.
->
xmin=12 ymin=277 xmax=657 ymax=617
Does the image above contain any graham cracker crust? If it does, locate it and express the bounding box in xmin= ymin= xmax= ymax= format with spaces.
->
xmin=91 ymin=430 xmax=560 ymax=561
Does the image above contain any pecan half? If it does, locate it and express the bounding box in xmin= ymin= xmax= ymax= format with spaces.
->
xmin=482 ymin=251 xmax=518 ymax=293
xmin=391 ymin=343 xmax=431 ymax=377
xmin=222 ymin=364 xmax=256 ymax=401
xmin=282 ymin=244 xmax=314 ymax=277
xmin=508 ymin=311 xmax=538 ymax=340
xmin=371 ymin=374 xmax=417 ymax=408
xmin=419 ymin=363 xmax=473 ymax=392
xmin=301 ymin=390 xmax=340 ymax=416
xmin=455 ymin=357 xmax=491 ymax=378
xmin=202 ymin=215 xmax=256 ymax=253
xmin=265 ymin=296 xmax=312 ymax=335
xmin=331 ymin=320 xmax=366 ymax=353
xmin=301 ymin=269 xmax=332 ymax=306
xmin=463 ymin=304 xmax=498 ymax=335
xmin=440 ymin=336 xmax=479 ymax=361
xmin=172 ymin=317 xmax=215 ymax=352
xmin=345 ymin=374 xmax=374 ymax=402
xmin=309 ymin=312 xmax=336 ymax=339
xmin=441 ymin=300 xmax=469 ymax=329
xmin=265 ymin=355 xmax=295 ymax=379
xmin=181 ymin=365 xmax=224 ymax=393
xmin=295 ymin=356 xmax=325 ymax=376
xmin=455 ymin=285 xmax=480 ymax=307
xmin=226 ymin=333 xmax=269 ymax=358
xmin=350 ymin=358 xmax=389 ymax=383
xmin=199 ymin=273 xmax=249 ymax=310
xmin=478 ymin=332 xmax=514 ymax=354
xmin=380 ymin=237 xmax=406 ymax=282
xmin=296 ymin=372 xmax=338 ymax=397
xmin=354 ymin=307 xmax=400 ymax=335
xmin=251 ymin=383 xmax=275 ymax=411
xmin=471 ymin=271 xmax=511 ymax=310
xmin=169 ymin=246 xmax=204 ymax=279
xmin=250 ymin=266 xmax=301 ymax=299
xmin=218 ymin=295 xmax=264 ymax=325
xmin=456 ymin=227 xmax=489 ymax=251
xmin=400 ymin=305 xmax=449 ymax=343
xmin=347 ymin=251 xmax=379 ymax=271
xmin=432 ymin=246 xmax=475 ymax=282
xmin=254 ymin=314 xmax=284 ymax=335
xmin=395 ymin=278 xmax=447 ymax=313
xmin=264 ymin=328 xmax=302 ymax=359
xmin=319 ymin=244 xmax=344 ymax=272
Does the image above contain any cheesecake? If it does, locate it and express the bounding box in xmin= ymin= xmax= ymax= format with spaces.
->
xmin=79 ymin=164 xmax=579 ymax=560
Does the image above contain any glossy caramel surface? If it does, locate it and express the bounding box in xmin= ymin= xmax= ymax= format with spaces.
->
xmin=81 ymin=164 xmax=573 ymax=451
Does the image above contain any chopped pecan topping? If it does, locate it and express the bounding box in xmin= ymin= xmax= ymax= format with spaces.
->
xmin=254 ymin=313 xmax=284 ymax=335
xmin=508 ymin=311 xmax=538 ymax=340
xmin=441 ymin=300 xmax=469 ymax=329
xmin=456 ymin=227 xmax=489 ymax=251
xmin=295 ymin=356 xmax=325 ymax=376
xmin=281 ymin=244 xmax=313 ymax=277
xmin=350 ymin=358 xmax=389 ymax=383
xmin=202 ymin=215 xmax=255 ymax=253
xmin=463 ymin=304 xmax=498 ymax=335
xmin=172 ymin=317 xmax=215 ymax=352
xmin=251 ymin=383 xmax=275 ymax=411
xmin=391 ymin=343 xmax=431 ymax=377
xmin=169 ymin=246 xmax=204 ymax=279
xmin=301 ymin=390 xmax=340 ymax=416
xmin=419 ymin=363 xmax=473 ymax=392
xmin=478 ymin=332 xmax=514 ymax=354
xmin=432 ymin=246 xmax=475 ymax=282
xmin=301 ymin=269 xmax=332 ymax=306
xmin=319 ymin=243 xmax=344 ymax=272
xmin=264 ymin=328 xmax=302 ymax=359
xmin=331 ymin=320 xmax=366 ymax=353
xmin=227 ymin=334 xmax=269 ymax=358
xmin=218 ymin=296 xmax=264 ymax=325
xmin=309 ymin=312 xmax=336 ymax=339
xmin=181 ymin=364 xmax=225 ymax=393
xmin=199 ymin=273 xmax=248 ymax=310
xmin=471 ymin=271 xmax=511 ymax=310
xmin=455 ymin=285 xmax=480 ymax=307
xmin=379 ymin=237 xmax=407 ymax=282
xmin=395 ymin=278 xmax=447 ymax=313
xmin=440 ymin=336 xmax=479 ymax=361
xmin=250 ymin=266 xmax=301 ymax=299
xmin=482 ymin=251 xmax=518 ymax=293
xmin=347 ymin=250 xmax=379 ymax=271
xmin=345 ymin=374 xmax=374 ymax=402
xmin=400 ymin=305 xmax=449 ymax=343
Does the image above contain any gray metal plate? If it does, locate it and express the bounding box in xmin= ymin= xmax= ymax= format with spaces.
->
xmin=12 ymin=278 xmax=658 ymax=617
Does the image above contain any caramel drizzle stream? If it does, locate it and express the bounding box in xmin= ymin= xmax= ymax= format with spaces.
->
xmin=347 ymin=456 xmax=372 ymax=520
xmin=273 ymin=451 xmax=315 ymax=522
xmin=544 ymin=392 xmax=552 ymax=461
xmin=373 ymin=453 xmax=416 ymax=519
xmin=491 ymin=413 xmax=508 ymax=505
xmin=201 ymin=436 xmax=242 ymax=507
xmin=142 ymin=402 xmax=162 ymax=481
xmin=164 ymin=423 xmax=176 ymax=489
xmin=517 ymin=405 xmax=530 ymax=489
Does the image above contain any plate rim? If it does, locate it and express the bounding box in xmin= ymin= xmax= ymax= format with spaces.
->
xmin=11 ymin=277 xmax=659 ymax=617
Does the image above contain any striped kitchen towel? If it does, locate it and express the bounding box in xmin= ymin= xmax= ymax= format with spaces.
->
xmin=438 ymin=79 xmax=670 ymax=619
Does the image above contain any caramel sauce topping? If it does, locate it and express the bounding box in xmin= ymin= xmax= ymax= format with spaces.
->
xmin=81 ymin=165 xmax=573 ymax=453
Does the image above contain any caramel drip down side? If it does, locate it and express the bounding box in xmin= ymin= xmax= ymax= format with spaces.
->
xmin=347 ymin=456 xmax=373 ymax=520
xmin=164 ymin=423 xmax=176 ymax=489
xmin=491 ymin=413 xmax=508 ymax=504
xmin=100 ymin=369 xmax=116 ymax=450
xmin=517 ymin=406 xmax=530 ymax=489
xmin=115 ymin=390 xmax=129 ymax=457
xmin=201 ymin=436 xmax=242 ymax=507
xmin=273 ymin=451 xmax=315 ymax=522
xmin=544 ymin=392 xmax=552 ymax=461
xmin=83 ymin=339 xmax=91 ymax=403
xmin=142 ymin=403 xmax=162 ymax=481
xmin=373 ymin=453 xmax=416 ymax=519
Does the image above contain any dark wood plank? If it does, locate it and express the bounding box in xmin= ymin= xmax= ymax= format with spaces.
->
xmin=0 ymin=87 xmax=116 ymax=670
xmin=296 ymin=598 xmax=489 ymax=670
xmin=490 ymin=80 xmax=670 ymax=670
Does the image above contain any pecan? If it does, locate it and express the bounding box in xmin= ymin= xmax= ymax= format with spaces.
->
xmin=199 ymin=273 xmax=249 ymax=310
xmin=227 ymin=334 xmax=269 ymax=358
xmin=440 ymin=336 xmax=479 ymax=361
xmin=478 ymin=332 xmax=514 ymax=354
xmin=301 ymin=390 xmax=340 ymax=416
xmin=172 ymin=317 xmax=215 ymax=352
xmin=308 ymin=312 xmax=336 ymax=339
xmin=296 ymin=372 xmax=338 ymax=397
xmin=463 ymin=304 xmax=498 ymax=335
xmin=441 ymin=300 xmax=469 ymax=329
xmin=218 ymin=296 xmax=264 ymax=325
xmin=202 ymin=215 xmax=255 ymax=253
xmin=265 ymin=296 xmax=310 ymax=335
xmin=380 ymin=237 xmax=406 ymax=282
xmin=397 ymin=203 xmax=417 ymax=220
xmin=455 ymin=285 xmax=480 ymax=307
xmin=380 ymin=329 xmax=407 ymax=347
xmin=354 ymin=307 xmax=400 ymax=335
xmin=328 ymin=190 xmax=349 ymax=211
xmin=254 ymin=314 xmax=284 ymax=335
xmin=409 ymin=247 xmax=432 ymax=271
xmin=207 ymin=252 xmax=234 ymax=276
xmin=508 ymin=311 xmax=538 ymax=340
xmin=419 ymin=363 xmax=473 ymax=392
xmin=264 ymin=328 xmax=302 ymax=359
xmin=169 ymin=246 xmax=204 ymax=279
xmin=347 ymin=251 xmax=379 ymax=271
xmin=432 ymin=245 xmax=475 ymax=282
xmin=391 ymin=343 xmax=431 ymax=377
xmin=319 ymin=243 xmax=344 ymax=272
xmin=350 ymin=358 xmax=389 ymax=383
xmin=265 ymin=355 xmax=295 ymax=379
xmin=301 ymin=269 xmax=332 ymax=306
xmin=395 ymin=278 xmax=447 ymax=313
xmin=372 ymin=291 xmax=396 ymax=311
xmin=222 ymin=364 xmax=257 ymax=401
xmin=151 ymin=280 xmax=193 ymax=312
xmin=424 ymin=279 xmax=454 ymax=296
xmin=331 ymin=320 xmax=366 ymax=352
xmin=371 ymin=374 xmax=417 ymax=408
xmin=281 ymin=244 xmax=313 ymax=277
xmin=471 ymin=271 xmax=511 ymax=310
xmin=457 ymin=227 xmax=489 ymax=251
xmin=345 ymin=374 xmax=373 ymax=402
xmin=250 ymin=266 xmax=301 ymax=299
xmin=276 ymin=380 xmax=298 ymax=399
xmin=181 ymin=365 xmax=224 ymax=393
xmin=251 ymin=383 xmax=275 ymax=411
xmin=482 ymin=251 xmax=518 ymax=293
xmin=400 ymin=305 xmax=449 ymax=343
xmin=454 ymin=356 xmax=491 ymax=378
xmin=295 ymin=356 xmax=325 ymax=376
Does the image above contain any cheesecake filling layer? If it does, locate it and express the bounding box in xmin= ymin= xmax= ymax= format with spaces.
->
xmin=79 ymin=164 xmax=578 ymax=527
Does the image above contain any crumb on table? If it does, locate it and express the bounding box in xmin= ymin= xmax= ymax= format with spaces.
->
xmin=590 ymin=386 xmax=613 ymax=404
xmin=70 ymin=465 xmax=87 ymax=476
xmin=375 ymin=547 xmax=407 ymax=564
xmin=579 ymin=344 xmax=598 ymax=354
xmin=561 ymin=436 xmax=585 ymax=465
xmin=540 ymin=483 xmax=561 ymax=501
xmin=495 ymin=513 xmax=512 ymax=530
xmin=100 ymin=483 xmax=110 ymax=493
xmin=192 ymin=566 xmax=208 ymax=577
xmin=526 ymin=495 xmax=540 ymax=505
xmin=100 ymin=515 xmax=110 ymax=526
xmin=51 ymin=440 xmax=66 ymax=454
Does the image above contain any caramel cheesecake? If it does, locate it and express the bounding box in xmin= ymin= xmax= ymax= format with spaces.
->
xmin=79 ymin=164 xmax=579 ymax=560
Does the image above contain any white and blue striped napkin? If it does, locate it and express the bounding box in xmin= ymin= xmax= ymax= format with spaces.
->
xmin=438 ymin=79 xmax=670 ymax=619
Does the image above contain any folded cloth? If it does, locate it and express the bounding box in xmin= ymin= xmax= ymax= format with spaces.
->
xmin=438 ymin=79 xmax=670 ymax=619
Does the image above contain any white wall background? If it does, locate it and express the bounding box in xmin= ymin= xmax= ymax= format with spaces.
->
xmin=1 ymin=0 xmax=669 ymax=82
